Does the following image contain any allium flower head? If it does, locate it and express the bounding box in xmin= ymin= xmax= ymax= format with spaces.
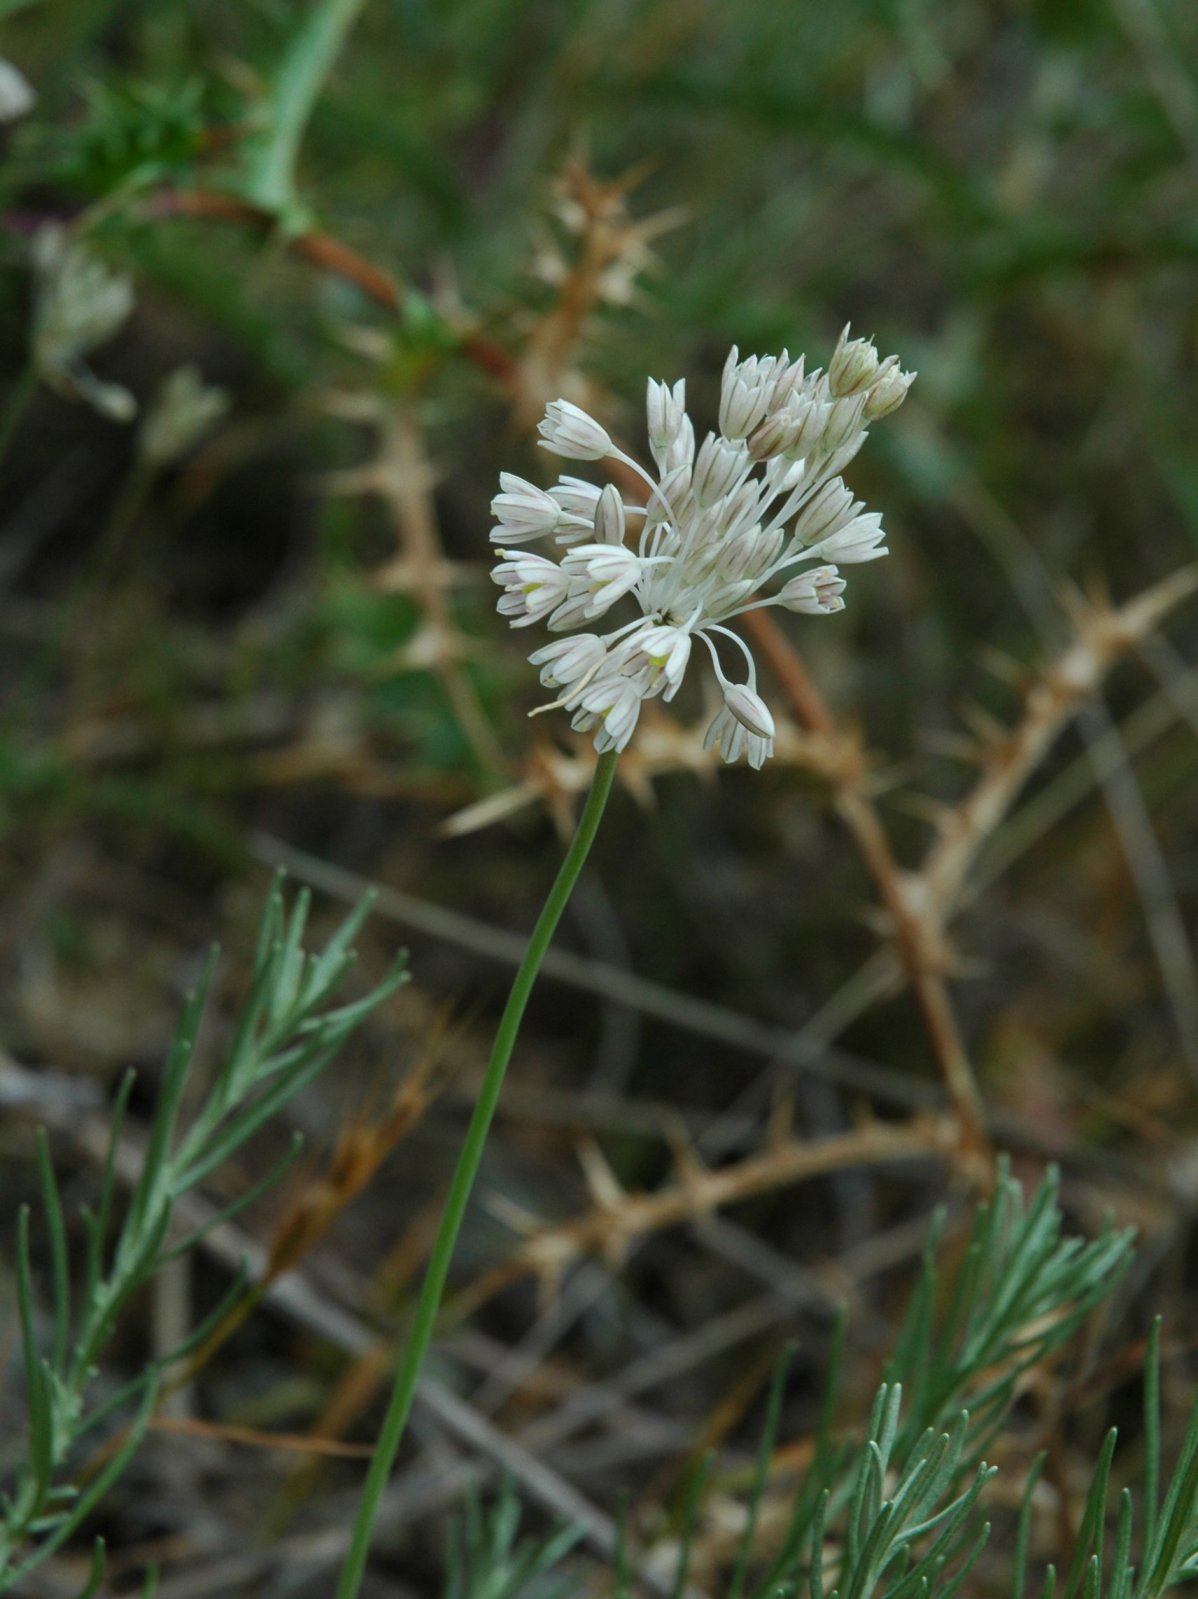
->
xmin=492 ymin=333 xmax=913 ymax=766
xmin=138 ymin=364 xmax=229 ymax=466
xmin=32 ymin=226 xmax=137 ymax=421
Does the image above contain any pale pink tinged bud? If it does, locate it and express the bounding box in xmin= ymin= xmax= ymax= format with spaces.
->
xmin=742 ymin=526 xmax=785 ymax=580
xmin=781 ymin=397 xmax=833 ymax=462
xmin=745 ymin=407 xmax=793 ymax=463
xmin=719 ymin=350 xmax=775 ymax=439
xmin=719 ymin=376 xmax=771 ymax=440
xmin=864 ymin=363 xmax=916 ymax=420
xmin=828 ymin=325 xmax=883 ymax=398
xmin=778 ymin=564 xmax=847 ymax=615
xmin=767 ymin=351 xmax=805 ymax=411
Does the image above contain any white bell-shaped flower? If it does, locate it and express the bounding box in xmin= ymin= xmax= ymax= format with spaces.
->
xmin=704 ymin=683 xmax=776 ymax=769
xmin=537 ymin=399 xmax=612 ymax=460
xmin=492 ymin=550 xmax=571 ymax=627
xmin=491 ymin=473 xmax=581 ymax=543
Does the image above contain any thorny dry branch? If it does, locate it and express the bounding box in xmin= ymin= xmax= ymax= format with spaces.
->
xmin=455 ymin=1114 xmax=958 ymax=1315
xmin=324 ymin=391 xmax=506 ymax=776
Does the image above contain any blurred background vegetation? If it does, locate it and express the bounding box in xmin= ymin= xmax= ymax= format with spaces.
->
xmin=1 ymin=0 xmax=1197 ymax=1592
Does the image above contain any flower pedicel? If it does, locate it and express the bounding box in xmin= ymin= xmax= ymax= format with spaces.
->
xmin=491 ymin=328 xmax=914 ymax=768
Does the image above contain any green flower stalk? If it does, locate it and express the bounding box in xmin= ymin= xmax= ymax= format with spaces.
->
xmin=336 ymin=746 xmax=619 ymax=1599
xmin=340 ymin=333 xmax=912 ymax=1591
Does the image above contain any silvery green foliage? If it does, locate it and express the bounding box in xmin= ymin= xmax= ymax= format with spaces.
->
xmin=443 ymin=1479 xmax=583 ymax=1599
xmin=1052 ymin=1316 xmax=1198 ymax=1599
xmin=446 ymin=1166 xmax=1198 ymax=1599
xmin=0 ymin=879 xmax=406 ymax=1594
xmin=882 ymin=1165 xmax=1133 ymax=1455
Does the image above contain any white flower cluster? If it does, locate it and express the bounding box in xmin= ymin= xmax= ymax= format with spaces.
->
xmin=32 ymin=226 xmax=137 ymax=421
xmin=138 ymin=364 xmax=230 ymax=466
xmin=491 ymin=328 xmax=913 ymax=769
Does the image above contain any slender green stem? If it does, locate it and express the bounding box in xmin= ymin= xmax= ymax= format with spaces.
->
xmin=335 ymin=749 xmax=620 ymax=1599
xmin=240 ymin=0 xmax=370 ymax=222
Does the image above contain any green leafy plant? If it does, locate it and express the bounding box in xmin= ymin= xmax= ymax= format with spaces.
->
xmin=0 ymin=877 xmax=406 ymax=1593
xmin=443 ymin=1479 xmax=583 ymax=1599
xmin=434 ymin=1165 xmax=1198 ymax=1599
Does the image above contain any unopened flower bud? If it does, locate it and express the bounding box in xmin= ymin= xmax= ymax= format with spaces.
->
xmin=592 ymin=483 xmax=627 ymax=545
xmin=646 ymin=377 xmax=687 ymax=449
xmin=778 ymin=565 xmax=846 ymax=614
xmin=693 ymin=435 xmax=747 ymax=507
xmin=822 ymin=392 xmax=869 ymax=453
xmin=864 ymin=362 xmax=916 ymax=420
xmin=828 ymin=325 xmax=883 ymax=398
xmin=781 ymin=396 xmax=833 ymax=462
xmin=723 ymin=682 xmax=775 ymax=739
xmin=719 ymin=348 xmax=775 ymax=440
xmin=791 ymin=478 xmax=857 ymax=548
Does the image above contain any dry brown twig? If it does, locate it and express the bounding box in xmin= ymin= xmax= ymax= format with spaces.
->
xmin=454 ymin=1112 xmax=958 ymax=1316
xmin=322 ymin=387 xmax=508 ymax=776
xmin=918 ymin=570 xmax=1198 ymax=915
xmin=513 ymin=159 xmax=684 ymax=427
xmin=744 ymin=607 xmax=993 ymax=1174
